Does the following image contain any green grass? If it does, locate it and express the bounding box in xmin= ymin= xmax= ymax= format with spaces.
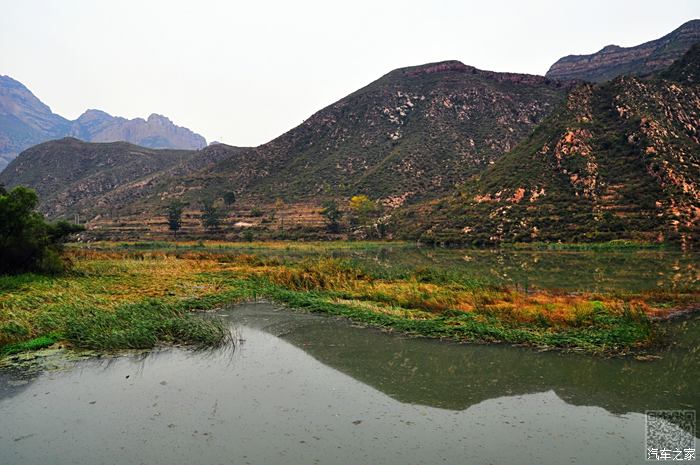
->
xmin=0 ymin=256 xmax=240 ymax=355
xmin=0 ymin=334 xmax=60 ymax=356
xmin=247 ymin=280 xmax=654 ymax=354
xmin=1 ymin=245 xmax=695 ymax=358
xmin=60 ymin=300 xmax=231 ymax=351
xmin=1 ymin=297 xmax=231 ymax=355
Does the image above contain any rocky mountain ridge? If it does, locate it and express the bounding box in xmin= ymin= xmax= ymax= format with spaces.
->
xmin=2 ymin=20 xmax=698 ymax=244
xmin=67 ymin=110 xmax=206 ymax=150
xmin=546 ymin=19 xmax=700 ymax=82
xmin=400 ymin=44 xmax=700 ymax=245
xmin=0 ymin=75 xmax=70 ymax=171
xmin=0 ymin=75 xmax=206 ymax=171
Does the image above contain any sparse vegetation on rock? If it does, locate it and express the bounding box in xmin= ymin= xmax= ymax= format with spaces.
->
xmin=395 ymin=44 xmax=700 ymax=245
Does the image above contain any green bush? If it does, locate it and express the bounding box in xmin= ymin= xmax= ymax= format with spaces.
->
xmin=0 ymin=186 xmax=83 ymax=275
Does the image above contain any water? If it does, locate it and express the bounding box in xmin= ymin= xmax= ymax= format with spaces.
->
xmin=315 ymin=248 xmax=698 ymax=293
xmin=1 ymin=303 xmax=698 ymax=465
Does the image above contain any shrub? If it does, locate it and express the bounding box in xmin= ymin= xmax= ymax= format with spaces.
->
xmin=201 ymin=201 xmax=222 ymax=232
xmin=0 ymin=186 xmax=83 ymax=275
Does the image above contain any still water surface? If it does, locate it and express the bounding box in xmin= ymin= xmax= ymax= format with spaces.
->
xmin=360 ymin=247 xmax=699 ymax=292
xmin=1 ymin=303 xmax=697 ymax=465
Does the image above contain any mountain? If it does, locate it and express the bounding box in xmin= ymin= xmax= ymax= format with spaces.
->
xmin=140 ymin=61 xmax=569 ymax=210
xmin=546 ymin=20 xmax=700 ymax=82
xmin=0 ymin=138 xmax=241 ymax=219
xmin=659 ymin=42 xmax=700 ymax=83
xmin=0 ymin=75 xmax=207 ymax=171
xmin=0 ymin=76 xmax=70 ymax=171
xmin=67 ymin=110 xmax=206 ymax=150
xmin=399 ymin=45 xmax=700 ymax=245
xmin=7 ymin=24 xmax=699 ymax=243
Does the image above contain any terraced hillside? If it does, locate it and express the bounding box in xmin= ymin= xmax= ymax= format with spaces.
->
xmin=87 ymin=202 xmax=327 ymax=241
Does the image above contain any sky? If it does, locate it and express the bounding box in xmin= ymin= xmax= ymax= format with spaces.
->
xmin=1 ymin=0 xmax=699 ymax=147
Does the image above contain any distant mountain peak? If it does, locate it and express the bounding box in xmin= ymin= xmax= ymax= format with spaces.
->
xmin=0 ymin=74 xmax=57 ymax=116
xmin=678 ymin=18 xmax=700 ymax=30
xmin=54 ymin=136 xmax=82 ymax=144
xmin=598 ymin=44 xmax=622 ymax=53
xmin=147 ymin=113 xmax=172 ymax=124
xmin=68 ymin=110 xmax=206 ymax=149
xmin=374 ymin=60 xmax=564 ymax=94
xmin=76 ymin=109 xmax=114 ymax=121
xmin=0 ymin=74 xmax=28 ymax=89
xmin=0 ymin=76 xmax=208 ymax=171
xmin=82 ymin=108 xmax=110 ymax=116
xmin=546 ymin=19 xmax=700 ymax=82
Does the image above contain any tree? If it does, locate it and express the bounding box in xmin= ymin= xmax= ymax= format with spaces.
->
xmin=166 ymin=202 xmax=184 ymax=237
xmin=201 ymin=201 xmax=222 ymax=232
xmin=0 ymin=186 xmax=83 ymax=274
xmin=348 ymin=195 xmax=377 ymax=225
xmin=275 ymin=197 xmax=285 ymax=230
xmin=223 ymin=191 xmax=236 ymax=208
xmin=320 ymin=200 xmax=342 ymax=233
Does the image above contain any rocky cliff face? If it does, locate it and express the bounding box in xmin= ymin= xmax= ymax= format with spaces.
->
xmin=68 ymin=110 xmax=206 ymax=150
xmin=402 ymin=46 xmax=700 ymax=245
xmin=0 ymin=76 xmax=207 ymax=171
xmin=546 ymin=20 xmax=700 ymax=82
xmin=0 ymin=75 xmax=69 ymax=171
xmin=148 ymin=60 xmax=569 ymax=210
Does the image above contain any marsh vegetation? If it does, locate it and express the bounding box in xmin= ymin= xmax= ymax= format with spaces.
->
xmin=1 ymin=241 xmax=697 ymax=357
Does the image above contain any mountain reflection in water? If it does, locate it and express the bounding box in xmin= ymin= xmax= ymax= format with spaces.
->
xmin=0 ymin=303 xmax=697 ymax=465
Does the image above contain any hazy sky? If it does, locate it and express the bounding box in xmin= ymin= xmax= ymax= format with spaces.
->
xmin=1 ymin=0 xmax=699 ymax=147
